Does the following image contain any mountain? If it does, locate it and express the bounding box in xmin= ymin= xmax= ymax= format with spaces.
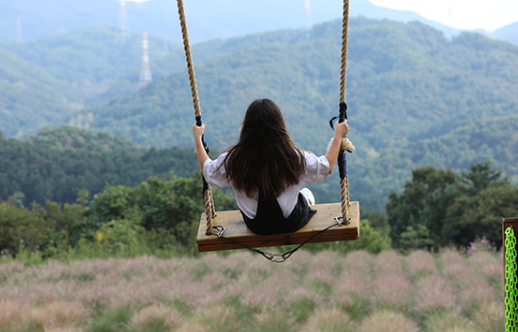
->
xmin=71 ymin=17 xmax=518 ymax=209
xmin=94 ymin=9 xmax=458 ymax=105
xmin=77 ymin=18 xmax=518 ymax=155
xmin=0 ymin=0 xmax=459 ymax=43
xmin=0 ymin=47 xmax=81 ymax=137
xmin=1 ymin=26 xmax=179 ymax=96
xmin=492 ymin=21 xmax=518 ymax=46
xmin=347 ymin=115 xmax=518 ymax=208
xmin=90 ymin=27 xmax=320 ymax=104
xmin=0 ymin=26 xmax=181 ymax=136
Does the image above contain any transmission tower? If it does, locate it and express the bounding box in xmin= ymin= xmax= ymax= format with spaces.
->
xmin=305 ymin=0 xmax=312 ymax=40
xmin=139 ymin=32 xmax=152 ymax=89
xmin=117 ymin=0 xmax=130 ymax=43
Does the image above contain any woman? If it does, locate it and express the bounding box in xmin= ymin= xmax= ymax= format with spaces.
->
xmin=193 ymin=98 xmax=349 ymax=235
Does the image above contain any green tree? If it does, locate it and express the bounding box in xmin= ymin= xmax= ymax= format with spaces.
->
xmin=386 ymin=165 xmax=461 ymax=248
xmin=387 ymin=161 xmax=517 ymax=249
xmin=400 ymin=225 xmax=434 ymax=250
xmin=459 ymin=160 xmax=509 ymax=194
xmin=442 ymin=184 xmax=518 ymax=248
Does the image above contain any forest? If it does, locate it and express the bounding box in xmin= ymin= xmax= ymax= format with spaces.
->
xmin=0 ymin=156 xmax=514 ymax=261
xmin=0 ymin=126 xmax=207 ymax=205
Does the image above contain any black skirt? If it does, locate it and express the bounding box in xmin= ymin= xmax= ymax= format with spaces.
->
xmin=240 ymin=193 xmax=317 ymax=236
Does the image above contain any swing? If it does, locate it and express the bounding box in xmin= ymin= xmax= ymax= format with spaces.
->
xmin=177 ymin=0 xmax=359 ymax=261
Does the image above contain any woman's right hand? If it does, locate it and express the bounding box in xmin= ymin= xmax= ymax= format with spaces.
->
xmin=192 ymin=123 xmax=206 ymax=141
xmin=334 ymin=120 xmax=349 ymax=138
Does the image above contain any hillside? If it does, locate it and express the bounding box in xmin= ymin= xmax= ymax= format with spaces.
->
xmin=2 ymin=26 xmax=179 ymax=96
xmin=0 ymin=48 xmax=80 ymax=137
xmin=80 ymin=18 xmax=518 ymax=156
xmin=91 ymin=27 xmax=318 ymax=104
xmin=0 ymin=126 xmax=203 ymax=205
xmin=346 ymin=115 xmax=518 ymax=208
xmin=0 ymin=26 xmax=180 ymax=137
xmin=1 ymin=115 xmax=516 ymax=211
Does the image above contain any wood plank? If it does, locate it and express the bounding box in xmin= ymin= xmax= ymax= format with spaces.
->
xmin=197 ymin=201 xmax=360 ymax=252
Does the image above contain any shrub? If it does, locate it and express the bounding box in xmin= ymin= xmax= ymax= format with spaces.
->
xmin=360 ymin=310 xmax=419 ymax=332
xmin=301 ymin=308 xmax=354 ymax=332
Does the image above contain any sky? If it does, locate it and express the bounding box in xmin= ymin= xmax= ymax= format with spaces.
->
xmin=124 ymin=0 xmax=518 ymax=33
xmin=367 ymin=0 xmax=518 ymax=32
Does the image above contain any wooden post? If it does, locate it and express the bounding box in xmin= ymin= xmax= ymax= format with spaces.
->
xmin=503 ymin=218 xmax=518 ymax=274
xmin=503 ymin=218 xmax=518 ymax=330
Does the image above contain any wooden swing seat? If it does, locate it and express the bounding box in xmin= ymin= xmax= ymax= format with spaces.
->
xmin=197 ymin=201 xmax=360 ymax=252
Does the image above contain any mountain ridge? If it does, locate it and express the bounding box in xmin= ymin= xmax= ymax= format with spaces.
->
xmin=0 ymin=0 xmax=500 ymax=44
xmin=76 ymin=18 xmax=518 ymax=154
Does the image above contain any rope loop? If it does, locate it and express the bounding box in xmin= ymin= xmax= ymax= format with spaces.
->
xmin=207 ymin=225 xmax=225 ymax=237
xmin=334 ymin=216 xmax=351 ymax=226
xmin=261 ymin=251 xmax=294 ymax=264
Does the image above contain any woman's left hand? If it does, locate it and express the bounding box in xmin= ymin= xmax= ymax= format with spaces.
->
xmin=192 ymin=123 xmax=206 ymax=141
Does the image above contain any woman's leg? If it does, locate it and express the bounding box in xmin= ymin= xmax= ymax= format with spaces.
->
xmin=300 ymin=188 xmax=315 ymax=206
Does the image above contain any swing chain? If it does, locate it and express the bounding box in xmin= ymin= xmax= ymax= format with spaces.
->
xmin=205 ymin=215 xmax=349 ymax=263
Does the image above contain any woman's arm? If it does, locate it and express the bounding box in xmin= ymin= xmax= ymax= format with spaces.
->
xmin=325 ymin=120 xmax=349 ymax=174
xmin=193 ymin=123 xmax=210 ymax=172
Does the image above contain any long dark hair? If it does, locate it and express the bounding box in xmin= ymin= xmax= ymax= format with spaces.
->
xmin=224 ymin=98 xmax=306 ymax=199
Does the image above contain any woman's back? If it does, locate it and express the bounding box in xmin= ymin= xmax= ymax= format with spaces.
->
xmin=223 ymin=98 xmax=306 ymax=200
xmin=193 ymin=98 xmax=349 ymax=235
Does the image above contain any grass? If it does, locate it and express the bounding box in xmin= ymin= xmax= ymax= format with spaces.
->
xmin=0 ymin=249 xmax=505 ymax=332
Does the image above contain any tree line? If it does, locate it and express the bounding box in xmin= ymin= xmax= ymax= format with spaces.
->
xmin=0 ymin=126 xmax=207 ymax=206
xmin=1 ymin=159 xmax=515 ymax=261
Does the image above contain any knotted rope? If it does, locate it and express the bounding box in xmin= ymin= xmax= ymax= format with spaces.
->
xmin=338 ymin=0 xmax=351 ymax=221
xmin=177 ymin=0 xmax=215 ymax=233
xmin=177 ymin=0 xmax=200 ymax=117
xmin=340 ymin=0 xmax=349 ymax=104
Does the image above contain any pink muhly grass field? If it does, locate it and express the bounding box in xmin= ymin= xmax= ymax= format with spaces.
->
xmin=0 ymin=250 xmax=504 ymax=331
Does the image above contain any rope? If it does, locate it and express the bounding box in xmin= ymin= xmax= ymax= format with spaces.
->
xmin=204 ymin=189 xmax=214 ymax=234
xmin=339 ymin=0 xmax=349 ymax=103
xmin=177 ymin=0 xmax=201 ymax=117
xmin=177 ymin=0 xmax=215 ymax=232
xmin=346 ymin=176 xmax=351 ymax=215
xmin=340 ymin=177 xmax=350 ymax=220
xmin=338 ymin=0 xmax=351 ymax=221
xmin=208 ymin=187 xmax=216 ymax=219
xmin=505 ymin=226 xmax=518 ymax=332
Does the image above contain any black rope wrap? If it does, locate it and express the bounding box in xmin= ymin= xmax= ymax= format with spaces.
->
xmin=338 ymin=150 xmax=347 ymax=179
xmin=339 ymin=101 xmax=348 ymax=122
xmin=329 ymin=102 xmax=352 ymax=180
xmin=195 ymin=115 xmax=211 ymax=194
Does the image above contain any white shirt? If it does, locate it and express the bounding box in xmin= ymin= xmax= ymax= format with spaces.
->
xmin=203 ymin=152 xmax=330 ymax=219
